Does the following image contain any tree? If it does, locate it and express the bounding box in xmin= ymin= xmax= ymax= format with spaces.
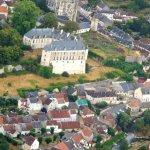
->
xmin=143 ymin=110 xmax=150 ymax=125
xmin=108 ymin=127 xmax=115 ymax=136
xmin=119 ymin=139 xmax=128 ymax=150
xmin=41 ymin=12 xmax=58 ymax=28
xmin=41 ymin=128 xmax=46 ymax=135
xmin=68 ymin=95 xmax=78 ymax=102
xmin=0 ymin=28 xmax=22 ymax=47
xmin=62 ymin=20 xmax=79 ymax=33
xmin=95 ymin=109 xmax=100 ymax=116
xmin=95 ymin=101 xmax=108 ymax=108
xmin=0 ymin=141 xmax=9 ymax=150
xmin=38 ymin=136 xmax=43 ymax=144
xmin=45 ymin=137 xmax=52 ymax=144
xmin=95 ymin=135 xmax=102 ymax=150
xmin=59 ymin=131 xmax=64 ymax=139
xmin=0 ymin=46 xmax=23 ymax=64
xmin=133 ymin=118 xmax=144 ymax=131
xmin=53 ymin=134 xmax=57 ymax=142
xmin=61 ymin=71 xmax=69 ymax=77
xmin=117 ymin=112 xmax=131 ymax=131
xmin=32 ymin=0 xmax=49 ymax=12
xmin=12 ymin=0 xmax=40 ymax=35
xmin=38 ymin=66 xmax=53 ymax=78
xmin=50 ymin=127 xmax=55 ymax=135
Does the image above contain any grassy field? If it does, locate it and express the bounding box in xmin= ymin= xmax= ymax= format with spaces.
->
xmin=129 ymin=141 xmax=150 ymax=150
xmin=0 ymin=31 xmax=138 ymax=96
xmin=82 ymin=31 xmax=138 ymax=59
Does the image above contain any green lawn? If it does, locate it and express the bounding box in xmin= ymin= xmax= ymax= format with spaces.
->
xmin=102 ymin=132 xmax=126 ymax=150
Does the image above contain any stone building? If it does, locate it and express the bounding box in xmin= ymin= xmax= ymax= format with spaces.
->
xmin=23 ymin=28 xmax=73 ymax=49
xmin=47 ymin=0 xmax=78 ymax=21
xmin=41 ymin=38 xmax=88 ymax=74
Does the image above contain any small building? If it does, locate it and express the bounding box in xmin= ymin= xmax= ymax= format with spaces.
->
xmin=126 ymin=98 xmax=141 ymax=116
xmin=80 ymin=107 xmax=95 ymax=118
xmin=22 ymin=136 xmax=39 ymax=150
xmin=134 ymin=86 xmax=150 ymax=102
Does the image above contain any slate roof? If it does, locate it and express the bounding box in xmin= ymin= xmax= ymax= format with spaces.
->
xmin=24 ymin=28 xmax=74 ymax=40
xmin=141 ymin=86 xmax=150 ymax=95
xmin=43 ymin=39 xmax=86 ymax=51
xmin=79 ymin=22 xmax=90 ymax=29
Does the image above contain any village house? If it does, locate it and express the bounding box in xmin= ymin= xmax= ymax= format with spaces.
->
xmin=96 ymin=2 xmax=109 ymax=11
xmin=76 ymin=99 xmax=88 ymax=107
xmin=22 ymin=136 xmax=39 ymax=150
xmin=80 ymin=106 xmax=95 ymax=118
xmin=86 ymin=90 xmax=118 ymax=104
xmin=47 ymin=109 xmax=77 ymax=122
xmin=134 ymin=86 xmax=150 ymax=102
xmin=76 ymin=22 xmax=91 ymax=34
xmin=126 ymin=98 xmax=141 ymax=116
xmin=0 ymin=5 xmax=8 ymax=18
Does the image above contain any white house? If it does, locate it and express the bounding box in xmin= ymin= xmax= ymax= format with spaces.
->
xmin=41 ymin=39 xmax=88 ymax=74
xmin=134 ymin=86 xmax=150 ymax=102
xmin=22 ymin=136 xmax=39 ymax=150
xmin=27 ymin=97 xmax=43 ymax=112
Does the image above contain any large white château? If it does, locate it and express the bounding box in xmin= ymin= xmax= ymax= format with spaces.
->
xmin=47 ymin=0 xmax=78 ymax=21
xmin=41 ymin=39 xmax=88 ymax=74
xmin=23 ymin=28 xmax=88 ymax=75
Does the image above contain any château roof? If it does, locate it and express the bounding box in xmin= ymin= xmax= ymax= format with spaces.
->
xmin=43 ymin=39 xmax=87 ymax=51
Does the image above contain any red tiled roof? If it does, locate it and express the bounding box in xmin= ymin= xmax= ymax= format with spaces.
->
xmin=81 ymin=127 xmax=93 ymax=137
xmin=72 ymin=133 xmax=83 ymax=143
xmin=81 ymin=107 xmax=94 ymax=116
xmin=70 ymin=109 xmax=76 ymax=114
xmin=127 ymin=98 xmax=141 ymax=108
xmin=47 ymin=120 xmax=58 ymax=126
xmin=48 ymin=110 xmax=70 ymax=119
xmin=59 ymin=121 xmax=80 ymax=130
xmin=0 ymin=6 xmax=7 ymax=13
xmin=24 ymin=136 xmax=36 ymax=146
xmin=83 ymin=117 xmax=94 ymax=126
xmin=3 ymin=125 xmax=16 ymax=134
xmin=56 ymin=142 xmax=69 ymax=150
xmin=0 ymin=116 xmax=7 ymax=124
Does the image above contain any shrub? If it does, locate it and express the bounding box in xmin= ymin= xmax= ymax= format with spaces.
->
xmin=61 ymin=71 xmax=69 ymax=77
xmin=95 ymin=101 xmax=108 ymax=109
xmin=45 ymin=137 xmax=52 ymax=144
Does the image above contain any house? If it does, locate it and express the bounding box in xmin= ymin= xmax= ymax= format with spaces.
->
xmin=61 ymin=86 xmax=77 ymax=96
xmin=134 ymin=86 xmax=150 ymax=102
xmin=0 ymin=124 xmax=18 ymax=137
xmin=110 ymin=26 xmax=134 ymax=48
xmin=141 ymin=102 xmax=150 ymax=112
xmin=0 ymin=5 xmax=8 ymax=18
xmin=22 ymin=136 xmax=39 ymax=150
xmin=55 ymin=92 xmax=69 ymax=109
xmin=126 ymin=98 xmax=141 ymax=116
xmin=57 ymin=15 xmax=69 ymax=27
xmin=0 ymin=115 xmax=7 ymax=125
xmin=55 ymin=142 xmax=70 ymax=150
xmin=27 ymin=97 xmax=43 ymax=112
xmin=96 ymin=2 xmax=109 ymax=11
xmin=100 ymin=113 xmax=116 ymax=128
xmin=17 ymin=123 xmax=33 ymax=135
xmin=76 ymin=99 xmax=88 ymax=107
xmin=76 ymin=22 xmax=91 ymax=34
xmin=80 ymin=107 xmax=95 ymax=118
xmin=80 ymin=127 xmax=93 ymax=142
xmin=86 ymin=90 xmax=117 ymax=104
xmin=82 ymin=117 xmax=95 ymax=127
xmin=18 ymin=99 xmax=27 ymax=109
xmin=112 ymin=81 xmax=142 ymax=97
xmin=41 ymin=38 xmax=88 ymax=74
xmin=46 ymin=120 xmax=62 ymax=133
xmin=58 ymin=121 xmax=80 ymax=131
xmin=47 ymin=109 xmax=77 ymax=122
